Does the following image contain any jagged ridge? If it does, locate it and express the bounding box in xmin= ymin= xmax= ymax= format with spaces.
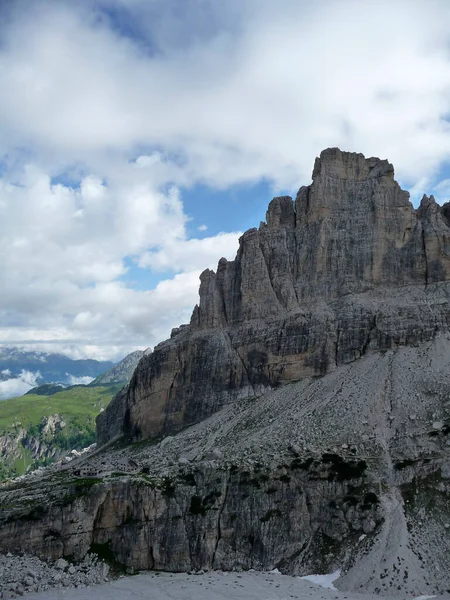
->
xmin=97 ymin=148 xmax=450 ymax=445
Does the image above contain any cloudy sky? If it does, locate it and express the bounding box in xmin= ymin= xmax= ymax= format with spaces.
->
xmin=1 ymin=0 xmax=450 ymax=362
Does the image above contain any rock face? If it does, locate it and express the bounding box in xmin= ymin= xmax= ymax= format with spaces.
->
xmin=3 ymin=148 xmax=450 ymax=598
xmin=91 ymin=350 xmax=146 ymax=386
xmin=3 ymin=339 xmax=450 ymax=596
xmin=97 ymin=148 xmax=450 ymax=445
xmin=0 ymin=416 xmax=65 ymax=480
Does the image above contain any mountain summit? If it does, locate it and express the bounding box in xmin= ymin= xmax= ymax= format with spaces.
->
xmin=97 ymin=148 xmax=450 ymax=444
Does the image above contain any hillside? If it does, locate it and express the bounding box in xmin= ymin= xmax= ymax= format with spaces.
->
xmin=0 ymin=350 xmax=146 ymax=479
xmin=90 ymin=350 xmax=146 ymax=386
xmin=0 ymin=384 xmax=122 ymax=480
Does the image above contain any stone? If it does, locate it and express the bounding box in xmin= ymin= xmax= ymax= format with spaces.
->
xmin=204 ymin=448 xmax=223 ymax=460
xmin=54 ymin=559 xmax=68 ymax=570
xmin=289 ymin=444 xmax=302 ymax=457
xmin=97 ymin=148 xmax=450 ymax=446
xmin=160 ymin=436 xmax=174 ymax=449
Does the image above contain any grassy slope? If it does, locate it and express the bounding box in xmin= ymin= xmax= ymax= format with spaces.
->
xmin=0 ymin=384 xmax=123 ymax=479
xmin=0 ymin=385 xmax=121 ymax=431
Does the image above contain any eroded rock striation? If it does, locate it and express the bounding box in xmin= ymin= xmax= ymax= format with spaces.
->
xmin=97 ymin=148 xmax=450 ymax=445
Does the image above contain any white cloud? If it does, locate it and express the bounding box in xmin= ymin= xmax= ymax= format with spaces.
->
xmin=139 ymin=232 xmax=240 ymax=272
xmin=432 ymin=179 xmax=450 ymax=204
xmin=0 ymin=166 xmax=186 ymax=287
xmin=67 ymin=375 xmax=95 ymax=386
xmin=1 ymin=0 xmax=450 ymax=358
xmin=1 ymin=0 xmax=450 ymax=190
xmin=0 ymin=370 xmax=41 ymax=401
xmin=0 ymin=159 xmax=240 ymax=359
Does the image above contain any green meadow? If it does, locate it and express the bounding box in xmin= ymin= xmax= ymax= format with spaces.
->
xmin=0 ymin=384 xmax=122 ymax=480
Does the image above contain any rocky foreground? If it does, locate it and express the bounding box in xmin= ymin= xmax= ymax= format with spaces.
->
xmin=11 ymin=569 xmax=450 ymax=600
xmin=1 ymin=149 xmax=450 ymax=598
xmin=0 ymin=552 xmax=109 ymax=597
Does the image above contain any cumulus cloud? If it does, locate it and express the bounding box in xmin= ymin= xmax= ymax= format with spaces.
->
xmin=1 ymin=0 xmax=450 ymax=189
xmin=1 ymin=0 xmax=450 ymax=358
xmin=0 ymin=370 xmax=41 ymax=401
xmin=139 ymin=233 xmax=240 ymax=272
xmin=0 ymin=160 xmax=239 ymax=359
xmin=66 ymin=375 xmax=95 ymax=386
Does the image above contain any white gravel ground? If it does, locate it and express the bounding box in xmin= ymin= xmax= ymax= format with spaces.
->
xmin=19 ymin=570 xmax=450 ymax=600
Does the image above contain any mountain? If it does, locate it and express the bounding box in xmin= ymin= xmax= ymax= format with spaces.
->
xmin=90 ymin=350 xmax=146 ymax=386
xmin=97 ymin=147 xmax=450 ymax=445
xmin=0 ymin=347 xmax=115 ymax=399
xmin=2 ymin=149 xmax=450 ymax=597
xmin=23 ymin=351 xmax=146 ymax=395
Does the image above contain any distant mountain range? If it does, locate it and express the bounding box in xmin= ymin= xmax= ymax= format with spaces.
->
xmin=0 ymin=347 xmax=119 ymax=401
xmin=0 ymin=347 xmax=115 ymax=386
xmin=0 ymin=349 xmax=149 ymax=479
xmin=24 ymin=350 xmax=148 ymax=396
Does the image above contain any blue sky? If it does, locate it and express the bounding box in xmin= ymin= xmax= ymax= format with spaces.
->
xmin=0 ymin=0 xmax=450 ymax=362
xmin=120 ymin=179 xmax=278 ymax=291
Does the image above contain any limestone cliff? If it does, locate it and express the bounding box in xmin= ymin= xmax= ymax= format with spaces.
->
xmin=3 ymin=148 xmax=450 ymax=598
xmin=2 ymin=339 xmax=450 ymax=597
xmin=97 ymin=148 xmax=450 ymax=445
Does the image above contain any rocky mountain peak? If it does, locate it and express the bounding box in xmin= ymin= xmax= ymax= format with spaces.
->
xmin=97 ymin=148 xmax=450 ymax=446
xmin=311 ymin=147 xmax=395 ymax=182
xmin=265 ymin=196 xmax=295 ymax=229
xmin=191 ymin=148 xmax=450 ymax=332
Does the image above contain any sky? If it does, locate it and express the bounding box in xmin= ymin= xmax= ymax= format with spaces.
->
xmin=1 ymin=0 xmax=450 ymax=362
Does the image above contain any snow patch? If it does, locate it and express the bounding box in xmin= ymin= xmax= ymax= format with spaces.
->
xmin=299 ymin=569 xmax=341 ymax=590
